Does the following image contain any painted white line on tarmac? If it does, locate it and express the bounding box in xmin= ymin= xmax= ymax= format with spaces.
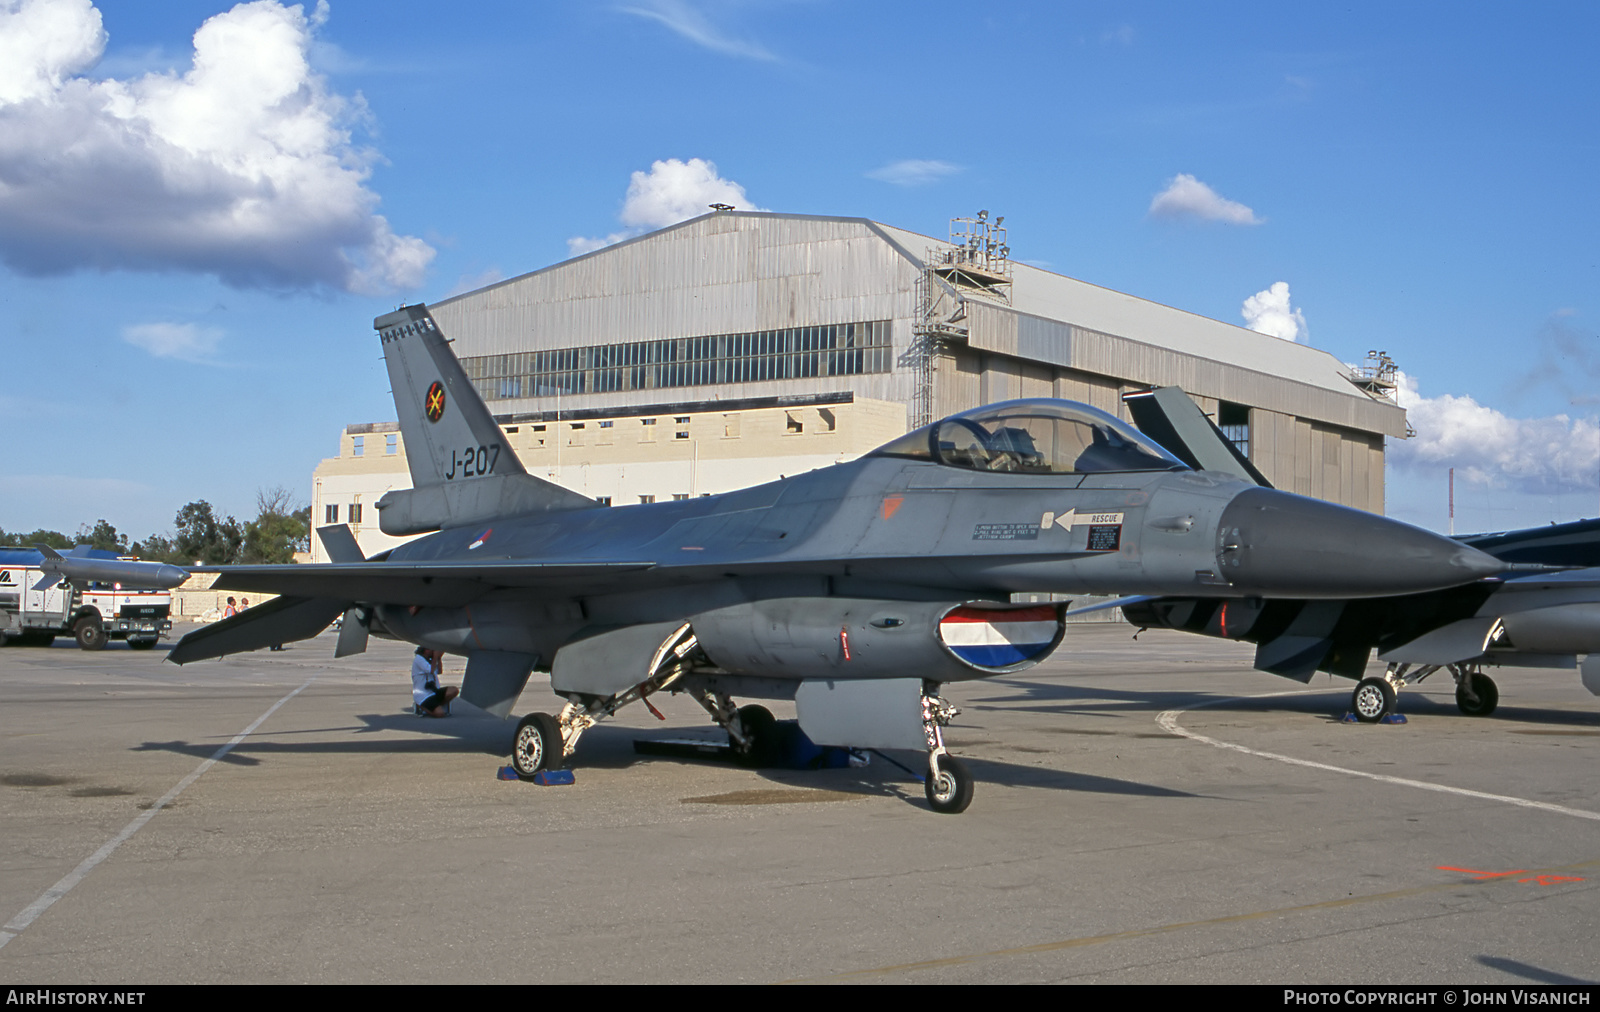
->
xmin=1156 ymin=690 xmax=1600 ymax=823
xmin=0 ymin=677 xmax=316 ymax=951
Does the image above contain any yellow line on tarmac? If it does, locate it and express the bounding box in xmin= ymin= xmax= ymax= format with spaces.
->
xmin=780 ymin=856 xmax=1600 ymax=983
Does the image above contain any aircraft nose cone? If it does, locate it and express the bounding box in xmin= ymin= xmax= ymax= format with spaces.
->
xmin=1215 ymin=488 xmax=1504 ymax=598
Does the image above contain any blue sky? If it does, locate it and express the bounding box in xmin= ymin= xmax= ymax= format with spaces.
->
xmin=1 ymin=0 xmax=1596 ymax=541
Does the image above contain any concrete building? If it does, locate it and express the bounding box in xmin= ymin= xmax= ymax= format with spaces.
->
xmin=311 ymin=210 xmax=1406 ymax=562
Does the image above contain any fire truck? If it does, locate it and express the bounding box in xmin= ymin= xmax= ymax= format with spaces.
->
xmin=0 ymin=549 xmax=173 ymax=650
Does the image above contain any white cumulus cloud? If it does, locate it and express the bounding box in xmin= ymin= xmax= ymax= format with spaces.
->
xmin=1148 ymin=173 xmax=1262 ymax=225
xmin=122 ymin=321 xmax=224 ymax=363
xmin=865 ymin=159 xmax=962 ymax=187
xmin=0 ymin=0 xmax=433 ymax=294
xmin=1391 ymin=372 xmax=1600 ymax=495
xmin=568 ymin=157 xmax=763 ymax=256
xmin=1241 ymin=281 xmax=1307 ymax=342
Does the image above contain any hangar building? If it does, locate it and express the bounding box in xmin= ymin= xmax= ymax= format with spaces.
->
xmin=311 ymin=210 xmax=1407 ymax=561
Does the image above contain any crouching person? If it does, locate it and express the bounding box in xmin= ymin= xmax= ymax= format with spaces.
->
xmin=411 ymin=647 xmax=459 ymax=717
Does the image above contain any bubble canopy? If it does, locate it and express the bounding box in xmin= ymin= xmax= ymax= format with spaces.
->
xmin=869 ymin=399 xmax=1189 ymax=476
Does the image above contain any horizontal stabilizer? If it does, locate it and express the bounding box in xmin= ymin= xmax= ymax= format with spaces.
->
xmin=168 ymin=595 xmax=346 ymax=665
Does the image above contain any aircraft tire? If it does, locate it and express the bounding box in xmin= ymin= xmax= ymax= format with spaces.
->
xmin=925 ymin=756 xmax=974 ymax=814
xmin=1351 ymin=677 xmax=1395 ymax=723
xmin=1456 ymin=672 xmax=1499 ymax=717
xmin=511 ymin=712 xmax=563 ymax=779
xmin=733 ymin=705 xmax=779 ymax=768
xmin=74 ymin=618 xmax=107 ymax=651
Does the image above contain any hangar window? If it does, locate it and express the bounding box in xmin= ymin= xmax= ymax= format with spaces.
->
xmin=325 ymin=504 xmax=339 ymax=524
xmin=385 ymin=433 xmax=399 ymax=455
xmin=351 ymin=435 xmax=364 ymax=457
xmin=349 ymin=503 xmax=363 ymax=525
xmin=871 ymin=399 xmax=1187 ymax=476
xmin=462 ymin=320 xmax=892 ymax=401
xmin=1219 ymin=402 xmax=1250 ymax=458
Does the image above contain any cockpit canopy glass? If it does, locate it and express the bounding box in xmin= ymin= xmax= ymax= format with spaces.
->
xmin=870 ymin=399 xmax=1188 ymax=476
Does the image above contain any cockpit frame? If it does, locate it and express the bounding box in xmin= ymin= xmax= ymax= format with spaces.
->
xmin=870 ymin=398 xmax=1188 ymax=477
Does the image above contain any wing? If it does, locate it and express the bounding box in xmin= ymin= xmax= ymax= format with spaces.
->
xmin=167 ymin=595 xmax=348 ymax=665
xmin=197 ymin=560 xmax=658 ymax=606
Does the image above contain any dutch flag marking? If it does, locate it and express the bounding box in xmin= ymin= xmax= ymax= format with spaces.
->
xmin=939 ymin=605 xmax=1061 ymax=670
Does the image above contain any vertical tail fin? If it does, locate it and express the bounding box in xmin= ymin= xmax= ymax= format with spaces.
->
xmin=373 ymin=304 xmax=596 ymax=535
xmin=1122 ymin=386 xmax=1272 ymax=487
xmin=376 ymin=304 xmax=528 ymax=487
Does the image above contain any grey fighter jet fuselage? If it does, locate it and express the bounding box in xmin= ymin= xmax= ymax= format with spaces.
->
xmin=169 ymin=305 xmax=1507 ymax=813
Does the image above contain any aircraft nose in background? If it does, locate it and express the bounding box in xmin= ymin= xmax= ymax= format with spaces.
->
xmin=1215 ymin=487 xmax=1505 ymax=598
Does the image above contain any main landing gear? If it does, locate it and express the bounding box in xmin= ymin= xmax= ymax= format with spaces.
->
xmin=505 ymin=625 xmax=782 ymax=778
xmin=1452 ymin=665 xmax=1499 ymax=717
xmin=507 ymin=684 xmax=785 ymax=777
xmin=1350 ymin=662 xmax=1500 ymax=723
xmin=510 ymin=625 xmax=703 ymax=779
xmin=505 ymin=627 xmax=980 ymax=814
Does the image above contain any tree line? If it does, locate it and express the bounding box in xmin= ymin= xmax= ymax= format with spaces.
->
xmin=0 ymin=487 xmax=311 ymax=566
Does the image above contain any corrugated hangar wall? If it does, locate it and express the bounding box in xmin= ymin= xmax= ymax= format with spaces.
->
xmin=429 ymin=214 xmax=926 ymax=415
xmin=430 ymin=212 xmax=1399 ymax=515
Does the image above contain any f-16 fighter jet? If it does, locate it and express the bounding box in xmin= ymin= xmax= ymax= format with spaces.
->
xmin=169 ymin=306 xmax=1506 ymax=812
xmin=1121 ymin=386 xmax=1597 ymax=723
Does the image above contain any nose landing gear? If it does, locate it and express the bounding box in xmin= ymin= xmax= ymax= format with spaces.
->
xmin=922 ymin=687 xmax=972 ymax=813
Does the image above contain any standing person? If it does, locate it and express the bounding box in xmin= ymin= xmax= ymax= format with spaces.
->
xmin=411 ymin=647 xmax=458 ymax=717
xmin=223 ymin=597 xmax=237 ymax=619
